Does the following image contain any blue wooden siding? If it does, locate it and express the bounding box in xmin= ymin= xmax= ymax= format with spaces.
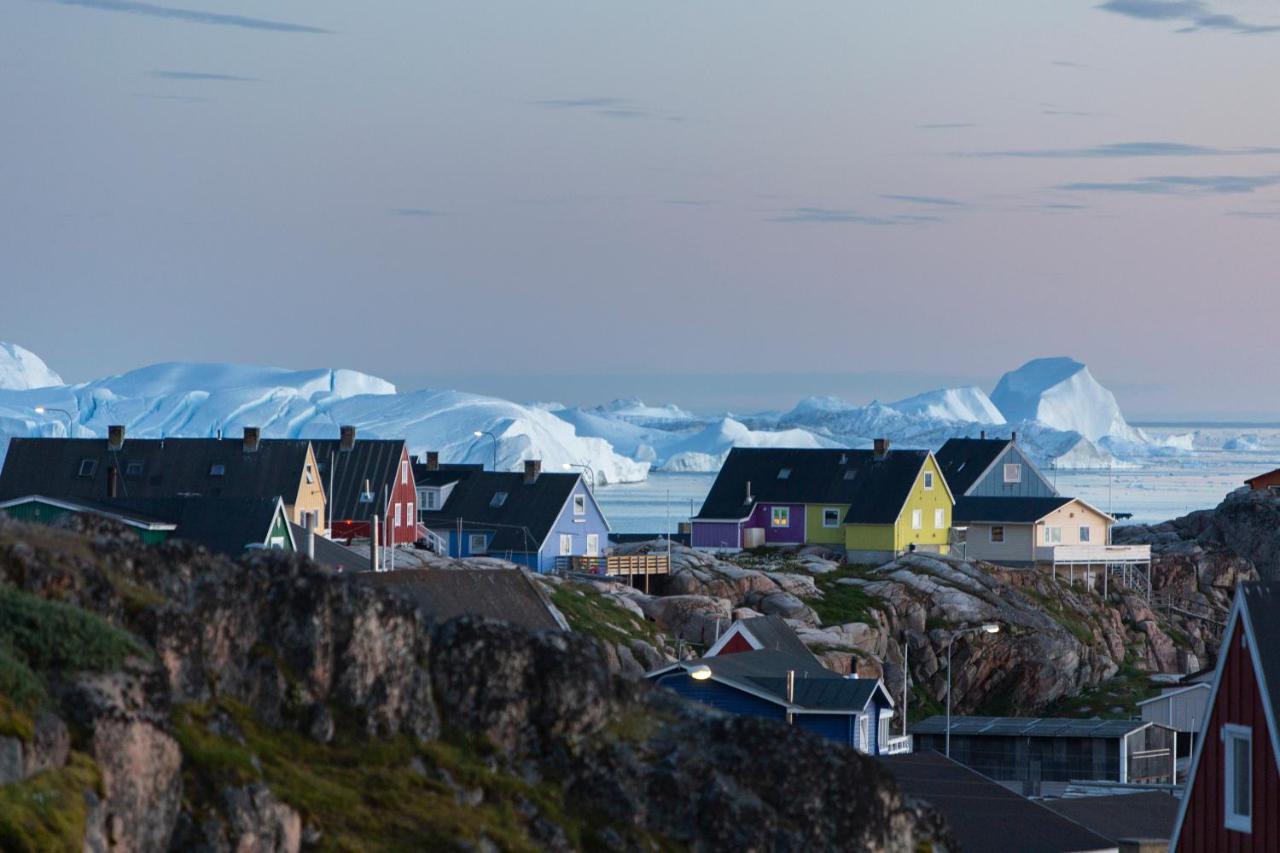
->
xmin=656 ymin=674 xmax=787 ymax=722
xmin=534 ymin=482 xmax=611 ymax=573
xmin=692 ymin=520 xmax=742 ymax=549
xmin=795 ymin=713 xmax=856 ymax=746
xmin=966 ymin=445 xmax=1057 ymax=498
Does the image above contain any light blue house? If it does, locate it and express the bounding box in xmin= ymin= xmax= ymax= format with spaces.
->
xmin=935 ymin=435 xmax=1057 ymax=499
xmin=418 ymin=460 xmax=610 ymax=572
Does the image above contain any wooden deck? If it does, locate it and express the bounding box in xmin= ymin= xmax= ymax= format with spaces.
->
xmin=556 ymin=554 xmax=671 ymax=577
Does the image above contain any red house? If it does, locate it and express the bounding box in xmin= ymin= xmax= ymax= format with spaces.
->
xmin=312 ymin=427 xmax=418 ymax=547
xmin=1244 ymin=469 xmax=1280 ymax=495
xmin=705 ymin=615 xmax=819 ymax=662
xmin=1172 ymin=582 xmax=1280 ymax=851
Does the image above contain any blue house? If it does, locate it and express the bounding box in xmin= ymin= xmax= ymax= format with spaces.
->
xmin=648 ymin=648 xmax=897 ymax=754
xmin=935 ymin=435 xmax=1057 ymax=499
xmin=417 ymin=460 xmax=610 ymax=573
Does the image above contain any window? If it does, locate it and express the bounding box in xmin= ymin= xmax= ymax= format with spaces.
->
xmin=573 ymin=494 xmax=586 ymax=516
xmin=771 ymin=507 xmax=790 ymax=528
xmin=125 ymin=461 xmax=144 ymax=477
xmin=911 ymin=509 xmax=922 ymax=530
xmin=1044 ymin=526 xmax=1062 ymax=544
xmin=823 ymin=508 xmax=841 ymax=528
xmin=843 ymin=469 xmax=857 ymax=481
xmin=78 ymin=459 xmax=98 ymax=478
xmin=469 ymin=533 xmax=488 ymax=554
xmin=559 ymin=534 xmax=573 ymax=556
xmin=990 ymin=526 xmax=1005 ymax=543
xmin=269 ymin=536 xmax=285 ymax=549
xmin=406 ymin=502 xmax=414 ymax=522
xmin=209 ymin=463 xmax=226 ymax=477
xmin=394 ymin=503 xmax=402 ymax=526
xmin=490 ymin=491 xmax=508 ymax=509
xmin=424 ymin=490 xmax=438 ymax=510
xmin=1079 ymin=526 xmax=1091 ymax=543
xmin=777 ymin=467 xmax=792 ymax=480
xmin=401 ymin=460 xmax=408 ymax=485
xmin=586 ymin=533 xmax=599 ymax=557
xmin=923 ymin=471 xmax=934 ymax=490
xmin=1003 ymin=463 xmax=1022 ymax=484
xmin=305 ymin=465 xmax=314 ymax=485
xmin=1224 ymin=724 xmax=1252 ymax=833
xmin=934 ymin=508 xmax=945 ymax=529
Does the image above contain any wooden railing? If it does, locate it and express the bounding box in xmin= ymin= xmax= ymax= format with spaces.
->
xmin=556 ymin=554 xmax=671 ymax=576
xmin=883 ymin=735 xmax=913 ymax=755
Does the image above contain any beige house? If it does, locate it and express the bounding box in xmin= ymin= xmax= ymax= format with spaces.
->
xmin=953 ymin=496 xmax=1147 ymax=570
xmin=287 ymin=441 xmax=327 ymax=534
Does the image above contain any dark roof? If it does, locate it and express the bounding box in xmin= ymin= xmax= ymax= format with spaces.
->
xmin=1245 ymin=467 xmax=1280 ymax=485
xmin=360 ymin=568 xmax=564 ymax=632
xmin=0 ymin=494 xmax=177 ymax=529
xmin=289 ymin=522 xmax=368 ymax=572
xmin=0 ymin=437 xmax=311 ymax=504
xmin=693 ymin=447 xmax=931 ymax=525
xmin=880 ymin=752 xmax=1116 ymax=853
xmin=411 ymin=462 xmax=483 ymax=488
xmin=673 ymin=649 xmax=884 ymax=711
xmin=418 ymin=470 xmax=583 ymax=553
xmin=1241 ymin=582 xmax=1280 ymax=726
xmin=311 ymin=439 xmax=408 ymax=522
xmin=1041 ymin=791 xmax=1180 ymax=843
xmin=104 ymin=495 xmax=288 ymax=556
xmin=734 ymin=616 xmax=821 ymax=663
xmin=911 ymin=715 xmax=1154 ymax=739
xmin=952 ymin=496 xmax=1074 ymax=524
xmin=935 ymin=438 xmax=1011 ymax=496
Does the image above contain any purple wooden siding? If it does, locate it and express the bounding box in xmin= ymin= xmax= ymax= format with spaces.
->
xmin=745 ymin=502 xmax=805 ymax=544
xmin=692 ymin=520 xmax=741 ymax=549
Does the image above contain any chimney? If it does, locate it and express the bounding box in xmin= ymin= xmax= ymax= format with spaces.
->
xmin=1011 ymin=431 xmax=1017 ymax=444
xmin=340 ymin=425 xmax=356 ymax=452
xmin=107 ymin=425 xmax=125 ymax=451
xmin=243 ymin=426 xmax=261 ymax=453
xmin=107 ymin=465 xmax=118 ymax=498
xmin=523 ymin=459 xmax=541 ymax=484
xmin=873 ymin=438 xmax=890 ymax=460
xmin=426 ymin=451 xmax=439 ymax=471
xmin=979 ymin=429 xmax=986 ymax=440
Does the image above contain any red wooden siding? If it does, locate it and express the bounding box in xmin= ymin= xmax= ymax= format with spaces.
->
xmin=1176 ymin=618 xmax=1280 ymax=851
xmin=716 ymin=633 xmax=754 ymax=656
xmin=385 ymin=448 xmax=417 ymax=546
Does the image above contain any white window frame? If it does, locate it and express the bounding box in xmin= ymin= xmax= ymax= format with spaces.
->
xmin=923 ymin=471 xmax=934 ymax=490
xmin=771 ymin=507 xmax=790 ymax=529
xmin=822 ymin=507 xmax=841 ymax=528
xmin=401 ymin=460 xmax=409 ymax=485
xmin=305 ymin=464 xmax=314 ymax=485
xmin=469 ymin=533 xmax=488 ymax=554
xmin=1003 ymin=463 xmax=1022 ymax=484
xmin=586 ymin=533 xmax=599 ymax=557
xmin=559 ymin=533 xmax=573 ymax=556
xmin=573 ymin=494 xmax=586 ymax=516
xmin=1224 ymin=723 xmax=1253 ymax=833
xmin=1044 ymin=525 xmax=1062 ymax=545
xmin=269 ymin=536 xmax=286 ymax=549
xmin=934 ymin=508 xmax=945 ymax=530
xmin=393 ymin=502 xmax=402 ymax=527
xmin=911 ymin=509 xmax=922 ymax=530
xmin=424 ymin=489 xmax=437 ymax=510
xmin=406 ymin=502 xmax=414 ymax=522
xmin=1079 ymin=525 xmax=1091 ymax=543
xmin=990 ymin=525 xmax=1004 ymax=543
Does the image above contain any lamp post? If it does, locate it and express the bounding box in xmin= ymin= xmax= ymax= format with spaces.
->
xmin=562 ymin=462 xmax=596 ymax=491
xmin=471 ymin=430 xmax=498 ymax=471
xmin=945 ymin=622 xmax=1000 ymax=758
xmin=34 ymin=406 xmax=74 ymax=437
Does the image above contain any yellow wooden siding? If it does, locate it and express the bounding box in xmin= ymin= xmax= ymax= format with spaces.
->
xmin=805 ymin=504 xmax=849 ymax=545
xmin=290 ymin=443 xmax=328 ymax=533
xmin=844 ymin=523 xmax=895 ymax=553
xmin=894 ymin=455 xmax=952 ymax=553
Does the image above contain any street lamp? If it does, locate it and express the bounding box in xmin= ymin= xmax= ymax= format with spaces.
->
xmin=945 ymin=622 xmax=1000 ymax=758
xmin=34 ymin=406 xmax=74 ymax=437
xmin=688 ymin=664 xmax=712 ymax=681
xmin=562 ymin=462 xmax=596 ymax=490
xmin=471 ymin=430 xmax=498 ymax=472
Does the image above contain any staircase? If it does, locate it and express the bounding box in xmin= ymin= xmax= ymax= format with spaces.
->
xmin=1150 ymin=591 xmax=1226 ymax=626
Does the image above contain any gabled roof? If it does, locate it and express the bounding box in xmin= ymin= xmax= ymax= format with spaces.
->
xmin=0 ymin=437 xmax=312 ymax=504
xmin=418 ymin=470 xmax=586 ymax=553
xmin=289 ymin=522 xmax=368 ymax=572
xmin=1134 ymin=681 xmax=1211 ymax=707
xmin=880 ymin=752 xmax=1117 ymax=853
xmin=105 ymin=495 xmax=292 ymax=556
xmin=935 ymin=438 xmax=1013 ymax=496
xmin=706 ymin=615 xmax=820 ymax=664
xmin=411 ymin=462 xmax=483 ymax=489
xmin=693 ymin=447 xmax=936 ymax=525
xmin=361 ymin=568 xmax=566 ymax=631
xmin=311 ymin=439 xmax=408 ymax=522
xmin=911 ymin=715 xmax=1156 ymax=739
xmin=0 ymin=495 xmax=178 ymax=532
xmin=952 ymin=496 xmax=1074 ymax=524
xmin=650 ymin=649 xmax=890 ymax=713
xmin=1245 ymin=467 xmax=1280 ymax=486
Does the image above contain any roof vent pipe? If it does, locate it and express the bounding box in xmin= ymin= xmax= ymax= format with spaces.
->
xmin=745 ymin=480 xmax=753 ymax=504
xmin=786 ymin=669 xmax=795 ymax=704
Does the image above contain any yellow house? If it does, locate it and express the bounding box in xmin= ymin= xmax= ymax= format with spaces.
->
xmin=843 ymin=445 xmax=953 ymax=564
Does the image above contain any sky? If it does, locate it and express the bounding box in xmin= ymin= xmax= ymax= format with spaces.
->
xmin=4 ymin=0 xmax=1280 ymax=419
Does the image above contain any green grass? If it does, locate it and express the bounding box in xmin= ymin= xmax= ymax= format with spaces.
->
xmin=548 ymin=583 xmax=662 ymax=648
xmin=0 ymin=695 xmax=35 ymax=743
xmin=810 ymin=567 xmax=881 ymax=627
xmin=0 ymin=752 xmax=100 ymax=853
xmin=1043 ymin=662 xmax=1161 ymax=719
xmin=173 ymin=700 xmax=654 ymax=852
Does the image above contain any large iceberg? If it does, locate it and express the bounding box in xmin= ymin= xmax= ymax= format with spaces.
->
xmin=890 ymin=386 xmax=1006 ymax=425
xmin=0 ymin=343 xmax=63 ymax=391
xmin=991 ymin=357 xmax=1144 ymax=445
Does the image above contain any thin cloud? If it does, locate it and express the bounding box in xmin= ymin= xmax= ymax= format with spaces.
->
xmin=917 ymin=122 xmax=975 ymax=130
xmin=46 ymin=0 xmax=328 ymax=33
xmin=146 ymin=70 xmax=258 ymax=82
xmin=1097 ymin=1 xmax=1280 ymax=34
xmin=536 ymin=96 xmax=683 ymax=122
xmin=391 ymin=208 xmax=442 ymax=217
xmin=771 ymin=207 xmax=941 ymax=225
xmin=1057 ymin=174 xmax=1280 ymax=195
xmin=957 ymin=141 xmax=1280 ymax=158
xmin=880 ymin=194 xmax=968 ymax=208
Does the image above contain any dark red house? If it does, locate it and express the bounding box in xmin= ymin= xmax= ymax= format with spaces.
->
xmin=312 ymin=427 xmax=418 ymax=547
xmin=1173 ymin=582 xmax=1280 ymax=851
xmin=1244 ymin=469 xmax=1280 ymax=495
xmin=705 ymin=616 xmax=819 ymax=662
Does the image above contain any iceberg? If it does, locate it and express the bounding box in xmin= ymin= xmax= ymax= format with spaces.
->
xmin=890 ymin=386 xmax=1006 ymax=424
xmin=0 ymin=343 xmax=63 ymax=391
xmin=990 ymin=357 xmax=1145 ymax=445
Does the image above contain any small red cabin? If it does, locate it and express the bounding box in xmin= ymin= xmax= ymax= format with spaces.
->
xmin=1244 ymin=469 xmax=1280 ymax=495
xmin=1173 ymin=583 xmax=1280 ymax=851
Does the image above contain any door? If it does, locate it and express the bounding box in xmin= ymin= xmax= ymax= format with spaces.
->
xmin=559 ymin=534 xmax=573 ymax=556
xmin=586 ymin=533 xmax=599 ymax=557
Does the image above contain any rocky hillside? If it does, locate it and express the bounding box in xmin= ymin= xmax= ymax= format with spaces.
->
xmin=0 ymin=514 xmax=949 ymax=853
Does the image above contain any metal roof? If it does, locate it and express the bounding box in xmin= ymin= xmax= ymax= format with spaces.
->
xmin=935 ymin=438 xmax=1012 ymax=496
xmin=361 ymin=568 xmax=565 ymax=632
xmin=952 ymin=496 xmax=1075 ymax=524
xmin=664 ymin=649 xmax=887 ymax=712
xmin=311 ymin=439 xmax=408 ymax=522
xmin=910 ymin=715 xmax=1155 ymax=738
xmin=418 ymin=470 xmax=585 ymax=553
